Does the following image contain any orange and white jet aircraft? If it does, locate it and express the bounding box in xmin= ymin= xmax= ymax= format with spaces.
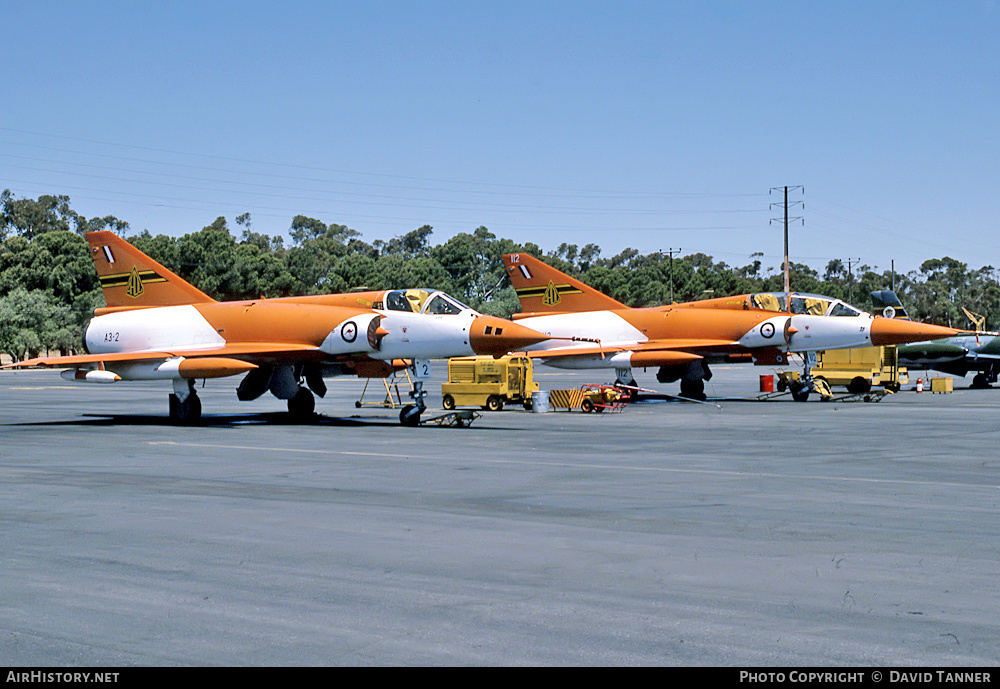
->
xmin=2 ymin=231 xmax=549 ymax=425
xmin=502 ymin=253 xmax=960 ymax=401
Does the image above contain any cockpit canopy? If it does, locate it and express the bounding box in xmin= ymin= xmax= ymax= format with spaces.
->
xmin=383 ymin=289 xmax=470 ymax=315
xmin=750 ymin=292 xmax=865 ymax=318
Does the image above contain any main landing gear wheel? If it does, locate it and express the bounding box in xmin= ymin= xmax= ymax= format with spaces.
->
xmin=679 ymin=378 xmax=707 ymax=401
xmin=287 ymin=387 xmax=315 ymax=419
xmin=169 ymin=392 xmax=202 ymax=425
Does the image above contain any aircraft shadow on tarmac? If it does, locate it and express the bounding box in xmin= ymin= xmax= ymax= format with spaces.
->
xmin=5 ymin=412 xmax=402 ymax=429
xmin=3 ymin=411 xmax=523 ymax=430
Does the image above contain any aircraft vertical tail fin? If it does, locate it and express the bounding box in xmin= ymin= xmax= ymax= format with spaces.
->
xmin=502 ymin=253 xmax=626 ymax=314
xmin=869 ymin=290 xmax=910 ymax=320
xmin=87 ymin=231 xmax=216 ymax=309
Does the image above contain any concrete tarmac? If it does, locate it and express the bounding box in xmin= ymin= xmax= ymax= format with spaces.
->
xmin=1 ymin=364 xmax=998 ymax=666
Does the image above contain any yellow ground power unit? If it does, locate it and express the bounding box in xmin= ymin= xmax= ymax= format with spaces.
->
xmin=811 ymin=345 xmax=907 ymax=394
xmin=441 ymin=355 xmax=539 ymax=411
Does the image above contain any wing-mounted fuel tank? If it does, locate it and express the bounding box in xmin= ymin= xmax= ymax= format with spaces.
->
xmin=61 ymin=369 xmax=121 ymax=384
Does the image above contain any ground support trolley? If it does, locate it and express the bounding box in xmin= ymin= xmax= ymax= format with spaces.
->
xmin=421 ymin=410 xmax=482 ymax=427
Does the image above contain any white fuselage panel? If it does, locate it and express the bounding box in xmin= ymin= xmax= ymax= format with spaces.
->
xmin=516 ymin=311 xmax=646 ymax=352
xmin=85 ymin=306 xmax=226 ymax=354
xmin=374 ymin=309 xmax=477 ymax=360
xmin=738 ymin=314 xmax=875 ymax=352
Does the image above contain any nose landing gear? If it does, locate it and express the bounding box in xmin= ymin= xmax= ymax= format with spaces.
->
xmin=399 ymin=359 xmax=431 ymax=426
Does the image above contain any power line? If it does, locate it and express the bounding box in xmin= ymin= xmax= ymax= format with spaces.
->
xmin=0 ymin=127 xmax=769 ymax=200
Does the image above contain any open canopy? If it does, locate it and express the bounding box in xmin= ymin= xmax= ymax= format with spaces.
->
xmin=750 ymin=292 xmax=865 ymax=318
xmin=383 ymin=289 xmax=471 ymax=315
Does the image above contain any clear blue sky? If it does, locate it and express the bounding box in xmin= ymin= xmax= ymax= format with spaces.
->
xmin=2 ymin=1 xmax=998 ymax=278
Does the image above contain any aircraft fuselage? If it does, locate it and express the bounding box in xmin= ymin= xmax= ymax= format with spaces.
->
xmin=515 ymin=304 xmax=878 ymax=369
xmin=84 ymin=296 xmax=511 ymax=378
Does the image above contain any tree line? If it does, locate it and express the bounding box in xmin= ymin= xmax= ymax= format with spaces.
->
xmin=2 ymin=189 xmax=998 ymax=362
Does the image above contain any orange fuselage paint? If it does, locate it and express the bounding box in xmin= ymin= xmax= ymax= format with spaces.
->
xmin=193 ymin=300 xmax=363 ymax=347
xmin=606 ymin=304 xmax=770 ymax=352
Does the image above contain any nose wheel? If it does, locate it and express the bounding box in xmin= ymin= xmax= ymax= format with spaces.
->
xmin=399 ymin=404 xmax=422 ymax=426
xmin=788 ymin=356 xmax=817 ymax=402
xmin=789 ymin=379 xmax=811 ymax=402
xmin=399 ymin=380 xmax=427 ymax=426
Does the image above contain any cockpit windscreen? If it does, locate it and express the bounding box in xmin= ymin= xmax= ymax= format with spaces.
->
xmin=383 ymin=289 xmax=469 ymax=315
xmin=750 ymin=292 xmax=863 ymax=317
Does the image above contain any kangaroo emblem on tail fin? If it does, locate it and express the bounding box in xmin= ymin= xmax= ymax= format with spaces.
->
xmin=502 ymin=253 xmax=627 ymax=314
xmin=125 ymin=266 xmax=144 ymax=298
xmin=542 ymin=281 xmax=561 ymax=306
xmin=88 ymin=231 xmax=215 ymax=309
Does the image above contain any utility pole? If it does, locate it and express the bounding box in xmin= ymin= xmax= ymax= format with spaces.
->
xmin=662 ymin=247 xmax=682 ymax=303
xmin=846 ymin=257 xmax=861 ymax=305
xmin=770 ymin=186 xmax=804 ymax=292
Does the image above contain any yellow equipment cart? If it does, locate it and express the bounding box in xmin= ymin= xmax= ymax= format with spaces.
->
xmin=810 ymin=345 xmax=906 ymax=394
xmin=441 ymin=355 xmax=539 ymax=411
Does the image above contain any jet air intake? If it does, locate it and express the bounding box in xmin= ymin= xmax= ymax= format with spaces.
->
xmin=739 ymin=316 xmax=794 ymax=350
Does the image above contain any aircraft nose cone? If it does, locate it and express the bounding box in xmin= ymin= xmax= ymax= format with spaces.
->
xmin=869 ymin=317 xmax=960 ymax=346
xmin=469 ymin=316 xmax=549 ymax=356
